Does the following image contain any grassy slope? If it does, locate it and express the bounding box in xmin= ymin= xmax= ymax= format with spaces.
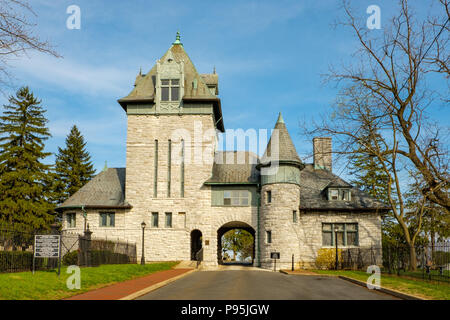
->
xmin=313 ymin=270 xmax=450 ymax=300
xmin=0 ymin=262 xmax=178 ymax=300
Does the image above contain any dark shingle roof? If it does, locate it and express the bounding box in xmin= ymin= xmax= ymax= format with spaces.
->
xmin=261 ymin=113 xmax=302 ymax=166
xmin=205 ymin=151 xmax=260 ymax=184
xmin=57 ymin=168 xmax=130 ymax=211
xmin=299 ymin=164 xmax=389 ymax=211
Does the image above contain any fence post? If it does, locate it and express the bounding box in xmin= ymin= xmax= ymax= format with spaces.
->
xmin=84 ymin=226 xmax=92 ymax=267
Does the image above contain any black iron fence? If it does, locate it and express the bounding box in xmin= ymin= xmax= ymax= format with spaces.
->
xmin=0 ymin=228 xmax=58 ymax=273
xmin=0 ymin=227 xmax=137 ymax=273
xmin=77 ymin=230 xmax=136 ymax=266
xmin=382 ymin=242 xmax=450 ymax=283
xmin=338 ymin=242 xmax=450 ymax=283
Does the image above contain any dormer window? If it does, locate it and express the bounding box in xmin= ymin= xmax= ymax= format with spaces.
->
xmin=161 ymin=79 xmax=180 ymax=101
xmin=328 ymin=188 xmax=351 ymax=201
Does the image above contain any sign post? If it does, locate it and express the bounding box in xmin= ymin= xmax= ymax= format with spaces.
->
xmin=33 ymin=235 xmax=61 ymax=275
xmin=271 ymin=252 xmax=280 ymax=272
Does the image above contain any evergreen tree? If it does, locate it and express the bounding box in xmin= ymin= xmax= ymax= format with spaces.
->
xmin=0 ymin=87 xmax=54 ymax=231
xmin=55 ymin=125 xmax=95 ymax=203
xmin=348 ymin=129 xmax=395 ymax=243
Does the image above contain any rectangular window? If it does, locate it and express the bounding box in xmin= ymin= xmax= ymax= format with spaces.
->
xmin=222 ymin=190 xmax=249 ymax=206
xmin=152 ymin=212 xmax=159 ymax=228
xmin=165 ymin=212 xmax=172 ymax=228
xmin=266 ymin=190 xmax=272 ymax=203
xmin=224 ymin=191 xmax=232 ymax=206
xmin=66 ymin=213 xmax=76 ymax=228
xmin=99 ymin=212 xmax=115 ymax=227
xmin=266 ymin=231 xmax=272 ymax=244
xmin=161 ymin=78 xmax=180 ymax=101
xmin=341 ymin=190 xmax=351 ymax=201
xmin=293 ymin=210 xmax=297 ymax=223
xmin=330 ymin=189 xmax=339 ymax=200
xmin=154 ymin=140 xmax=158 ymax=198
xmin=322 ymin=223 xmax=359 ymax=246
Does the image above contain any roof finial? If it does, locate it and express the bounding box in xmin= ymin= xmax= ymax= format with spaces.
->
xmin=103 ymin=161 xmax=108 ymax=172
xmin=173 ymin=31 xmax=182 ymax=45
xmin=139 ymin=67 xmax=142 ymax=75
xmin=213 ymin=66 xmax=216 ymax=74
xmin=277 ymin=112 xmax=285 ymax=124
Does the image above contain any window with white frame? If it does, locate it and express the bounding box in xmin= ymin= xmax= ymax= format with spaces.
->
xmin=328 ymin=188 xmax=351 ymax=201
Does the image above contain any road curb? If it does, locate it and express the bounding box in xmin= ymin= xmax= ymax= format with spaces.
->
xmin=119 ymin=269 xmax=197 ymax=300
xmin=279 ymin=270 xmax=335 ymax=276
xmin=338 ymin=276 xmax=426 ymax=300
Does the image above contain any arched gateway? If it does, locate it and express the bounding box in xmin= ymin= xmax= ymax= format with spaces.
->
xmin=217 ymin=221 xmax=255 ymax=265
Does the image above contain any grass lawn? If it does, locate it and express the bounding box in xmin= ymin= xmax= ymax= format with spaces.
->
xmin=0 ymin=262 xmax=178 ymax=300
xmin=313 ymin=270 xmax=450 ymax=300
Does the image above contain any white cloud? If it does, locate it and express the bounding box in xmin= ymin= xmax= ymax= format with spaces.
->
xmin=10 ymin=53 xmax=131 ymax=97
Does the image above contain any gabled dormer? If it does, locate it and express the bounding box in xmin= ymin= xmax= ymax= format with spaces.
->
xmin=324 ymin=181 xmax=352 ymax=201
xmin=117 ymin=32 xmax=225 ymax=132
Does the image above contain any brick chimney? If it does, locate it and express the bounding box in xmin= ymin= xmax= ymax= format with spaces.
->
xmin=313 ymin=137 xmax=332 ymax=171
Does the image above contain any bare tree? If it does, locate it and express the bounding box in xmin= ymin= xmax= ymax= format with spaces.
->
xmin=304 ymin=0 xmax=449 ymax=269
xmin=328 ymin=0 xmax=449 ymax=209
xmin=0 ymin=0 xmax=60 ymax=87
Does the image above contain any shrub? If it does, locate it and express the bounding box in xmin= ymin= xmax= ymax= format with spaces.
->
xmin=62 ymin=250 xmax=78 ymax=266
xmin=315 ymin=248 xmax=342 ymax=269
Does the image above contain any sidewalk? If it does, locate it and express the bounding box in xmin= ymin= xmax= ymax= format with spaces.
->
xmin=66 ymin=268 xmax=195 ymax=300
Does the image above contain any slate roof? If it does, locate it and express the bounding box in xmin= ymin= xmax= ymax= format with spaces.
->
xmin=299 ymin=164 xmax=389 ymax=211
xmin=117 ymin=38 xmax=224 ymax=131
xmin=205 ymin=151 xmax=260 ymax=184
xmin=56 ymin=168 xmax=130 ymax=211
xmin=260 ymin=113 xmax=303 ymax=166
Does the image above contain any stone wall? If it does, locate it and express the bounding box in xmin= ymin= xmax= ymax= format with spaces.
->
xmin=260 ymin=183 xmax=301 ymax=270
xmin=296 ymin=211 xmax=382 ymax=269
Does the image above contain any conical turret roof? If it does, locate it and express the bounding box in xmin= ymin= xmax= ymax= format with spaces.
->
xmin=261 ymin=112 xmax=302 ymax=165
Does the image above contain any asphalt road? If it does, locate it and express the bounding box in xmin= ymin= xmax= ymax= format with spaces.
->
xmin=137 ymin=270 xmax=398 ymax=300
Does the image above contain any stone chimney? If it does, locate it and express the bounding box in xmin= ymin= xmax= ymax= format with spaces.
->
xmin=313 ymin=137 xmax=332 ymax=171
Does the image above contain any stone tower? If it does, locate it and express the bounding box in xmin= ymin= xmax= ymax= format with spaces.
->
xmin=258 ymin=113 xmax=304 ymax=269
xmin=117 ymin=33 xmax=225 ymax=262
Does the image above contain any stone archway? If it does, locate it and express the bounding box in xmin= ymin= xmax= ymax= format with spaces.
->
xmin=191 ymin=229 xmax=202 ymax=261
xmin=217 ymin=221 xmax=255 ymax=265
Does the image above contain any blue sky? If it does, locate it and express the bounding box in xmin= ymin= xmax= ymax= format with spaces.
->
xmin=1 ymin=0 xmax=448 ymax=176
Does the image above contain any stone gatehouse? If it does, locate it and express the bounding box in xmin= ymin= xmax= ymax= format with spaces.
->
xmin=57 ymin=34 xmax=387 ymax=269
